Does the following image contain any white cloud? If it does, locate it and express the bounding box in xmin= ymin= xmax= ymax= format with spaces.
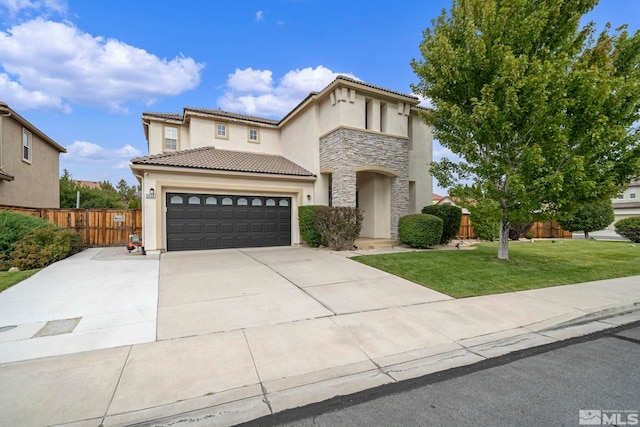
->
xmin=63 ymin=141 xmax=141 ymax=165
xmin=255 ymin=10 xmax=264 ymax=21
xmin=414 ymin=93 xmax=433 ymax=109
xmin=227 ymin=68 xmax=273 ymax=93
xmin=0 ymin=19 xmax=204 ymax=112
xmin=218 ymin=65 xmax=359 ymax=118
xmin=0 ymin=0 xmax=66 ymax=14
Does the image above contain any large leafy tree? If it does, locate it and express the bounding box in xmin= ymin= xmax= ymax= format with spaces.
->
xmin=412 ymin=0 xmax=640 ymax=259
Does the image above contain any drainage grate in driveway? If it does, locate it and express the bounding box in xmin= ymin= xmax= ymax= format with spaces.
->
xmin=33 ymin=317 xmax=82 ymax=338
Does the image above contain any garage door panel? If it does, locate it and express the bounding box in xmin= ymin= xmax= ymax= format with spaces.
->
xmin=187 ymin=223 xmax=202 ymax=234
xmin=167 ymin=193 xmax=291 ymax=251
xmin=204 ymin=223 xmax=219 ymax=233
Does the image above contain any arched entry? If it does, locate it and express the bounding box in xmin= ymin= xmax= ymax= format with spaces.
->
xmin=356 ymin=166 xmax=398 ymax=238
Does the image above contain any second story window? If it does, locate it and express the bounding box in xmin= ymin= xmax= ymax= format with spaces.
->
xmin=248 ymin=128 xmax=259 ymax=143
xmin=164 ymin=126 xmax=178 ymax=150
xmin=22 ymin=129 xmax=32 ymax=163
xmin=216 ymin=123 xmax=228 ymax=139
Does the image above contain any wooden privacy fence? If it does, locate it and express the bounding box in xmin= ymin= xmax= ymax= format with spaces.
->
xmin=457 ymin=213 xmax=572 ymax=239
xmin=0 ymin=206 xmax=142 ymax=247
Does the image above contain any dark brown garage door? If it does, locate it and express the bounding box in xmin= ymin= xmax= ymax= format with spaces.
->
xmin=166 ymin=193 xmax=291 ymax=251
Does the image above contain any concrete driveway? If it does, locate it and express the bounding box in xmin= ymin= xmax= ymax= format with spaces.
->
xmin=158 ymin=246 xmax=451 ymax=340
xmin=0 ymin=247 xmax=159 ymax=364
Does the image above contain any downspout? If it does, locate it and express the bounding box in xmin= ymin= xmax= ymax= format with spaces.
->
xmin=0 ymin=106 xmax=12 ymax=170
xmin=133 ymin=171 xmax=146 ymax=251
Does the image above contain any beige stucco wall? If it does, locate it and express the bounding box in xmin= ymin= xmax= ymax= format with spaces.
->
xmin=137 ymin=167 xmax=315 ymax=252
xmin=0 ymin=116 xmax=61 ymax=208
xmin=408 ymin=112 xmax=432 ymax=213
xmin=189 ymin=117 xmax=281 ymax=154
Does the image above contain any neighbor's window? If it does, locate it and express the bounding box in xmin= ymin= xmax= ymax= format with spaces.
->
xmin=248 ymin=128 xmax=259 ymax=143
xmin=216 ymin=123 xmax=228 ymax=139
xmin=22 ymin=129 xmax=32 ymax=163
xmin=164 ymin=126 xmax=178 ymax=150
xmin=631 ymin=193 xmax=637 ymax=200
xmin=617 ymin=194 xmax=625 ymax=200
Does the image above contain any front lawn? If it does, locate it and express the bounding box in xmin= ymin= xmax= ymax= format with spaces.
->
xmin=0 ymin=270 xmax=40 ymax=293
xmin=352 ymin=240 xmax=640 ymax=298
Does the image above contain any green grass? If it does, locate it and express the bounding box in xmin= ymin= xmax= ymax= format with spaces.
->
xmin=0 ymin=269 xmax=40 ymax=293
xmin=353 ymin=240 xmax=640 ymax=298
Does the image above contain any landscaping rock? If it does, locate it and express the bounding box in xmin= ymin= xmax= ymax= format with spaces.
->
xmin=8 ymin=267 xmax=20 ymax=272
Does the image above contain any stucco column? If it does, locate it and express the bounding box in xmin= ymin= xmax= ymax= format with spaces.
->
xmin=331 ymin=168 xmax=356 ymax=207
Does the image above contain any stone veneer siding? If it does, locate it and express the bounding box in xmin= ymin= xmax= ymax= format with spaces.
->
xmin=319 ymin=127 xmax=409 ymax=239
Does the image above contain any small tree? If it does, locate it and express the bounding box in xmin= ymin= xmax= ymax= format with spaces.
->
xmin=468 ymin=200 xmax=500 ymax=241
xmin=558 ymin=199 xmax=615 ymax=239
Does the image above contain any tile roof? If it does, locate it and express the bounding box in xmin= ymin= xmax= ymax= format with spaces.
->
xmin=143 ymin=77 xmax=422 ymax=127
xmin=333 ymin=75 xmax=419 ymax=100
xmin=131 ymin=147 xmax=315 ymax=177
xmin=184 ymin=107 xmax=279 ymax=126
xmin=0 ymin=169 xmax=15 ymax=181
xmin=141 ymin=112 xmax=184 ymax=121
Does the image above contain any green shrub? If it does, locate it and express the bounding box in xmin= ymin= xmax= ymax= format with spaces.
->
xmin=0 ymin=211 xmax=82 ymax=270
xmin=10 ymin=227 xmax=81 ymax=270
xmin=614 ymin=216 xmax=640 ymax=243
xmin=313 ymin=206 xmax=363 ymax=250
xmin=298 ymin=205 xmax=325 ymax=247
xmin=421 ymin=204 xmax=462 ymax=244
xmin=509 ymin=222 xmax=534 ymax=241
xmin=468 ymin=201 xmax=500 ymax=241
xmin=398 ymin=214 xmax=443 ymax=248
xmin=0 ymin=211 xmax=52 ymax=257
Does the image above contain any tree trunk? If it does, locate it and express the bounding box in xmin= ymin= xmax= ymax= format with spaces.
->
xmin=584 ymin=231 xmax=590 ymax=240
xmin=498 ymin=218 xmax=510 ymax=260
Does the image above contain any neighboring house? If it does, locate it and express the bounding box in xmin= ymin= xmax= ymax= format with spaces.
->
xmin=611 ymin=180 xmax=640 ymax=227
xmin=0 ymin=102 xmax=66 ymax=208
xmin=131 ymin=76 xmax=432 ymax=252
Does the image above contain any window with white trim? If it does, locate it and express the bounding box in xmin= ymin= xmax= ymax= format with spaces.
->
xmin=22 ymin=129 xmax=32 ymax=163
xmin=248 ymin=128 xmax=259 ymax=143
xmin=164 ymin=126 xmax=178 ymax=150
xmin=216 ymin=123 xmax=228 ymax=139
xmin=631 ymin=192 xmax=637 ymax=200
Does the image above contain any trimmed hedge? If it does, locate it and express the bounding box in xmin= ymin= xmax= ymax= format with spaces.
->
xmin=313 ymin=206 xmax=363 ymax=251
xmin=421 ymin=204 xmax=462 ymax=244
xmin=615 ymin=216 xmax=640 ymax=243
xmin=398 ymin=214 xmax=443 ymax=248
xmin=298 ymin=205 xmax=325 ymax=247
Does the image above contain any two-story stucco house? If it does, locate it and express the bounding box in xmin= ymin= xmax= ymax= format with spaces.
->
xmin=130 ymin=76 xmax=432 ymax=252
xmin=611 ymin=180 xmax=640 ymax=227
xmin=0 ymin=102 xmax=66 ymax=208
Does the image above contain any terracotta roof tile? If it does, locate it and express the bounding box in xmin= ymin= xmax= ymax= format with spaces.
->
xmin=333 ymin=75 xmax=419 ymax=100
xmin=131 ymin=147 xmax=315 ymax=177
xmin=142 ymin=112 xmax=184 ymax=121
xmin=184 ymin=108 xmax=279 ymax=126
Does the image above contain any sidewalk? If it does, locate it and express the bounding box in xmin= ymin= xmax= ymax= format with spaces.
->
xmin=0 ymin=248 xmax=638 ymax=427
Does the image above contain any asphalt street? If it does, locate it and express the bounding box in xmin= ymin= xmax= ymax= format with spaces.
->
xmin=246 ymin=321 xmax=640 ymax=427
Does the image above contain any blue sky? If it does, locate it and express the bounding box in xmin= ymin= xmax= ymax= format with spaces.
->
xmin=1 ymin=1 xmax=638 ymax=193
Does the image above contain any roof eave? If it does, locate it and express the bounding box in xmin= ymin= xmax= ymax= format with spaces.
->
xmin=129 ymin=163 xmax=316 ymax=181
